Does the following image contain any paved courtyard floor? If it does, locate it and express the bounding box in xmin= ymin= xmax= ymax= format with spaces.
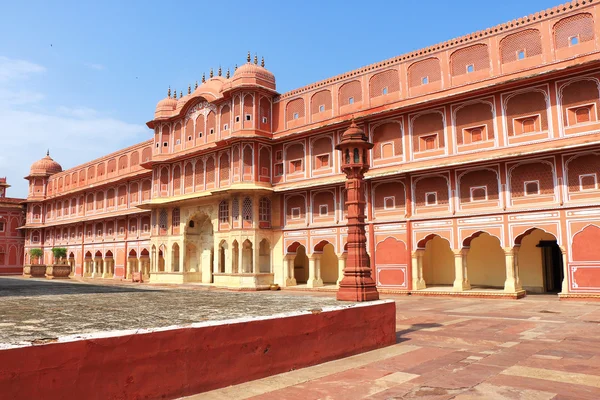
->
xmin=193 ymin=295 xmax=600 ymax=400
xmin=0 ymin=276 xmax=346 ymax=346
xmin=2 ymin=277 xmax=600 ymax=399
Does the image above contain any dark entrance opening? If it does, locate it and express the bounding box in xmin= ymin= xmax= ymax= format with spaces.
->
xmin=537 ymin=240 xmax=563 ymax=293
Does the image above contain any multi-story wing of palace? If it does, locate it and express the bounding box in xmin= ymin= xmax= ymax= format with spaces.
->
xmin=20 ymin=1 xmax=600 ymax=298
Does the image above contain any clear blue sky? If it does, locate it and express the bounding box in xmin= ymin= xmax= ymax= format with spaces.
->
xmin=0 ymin=0 xmax=555 ymax=197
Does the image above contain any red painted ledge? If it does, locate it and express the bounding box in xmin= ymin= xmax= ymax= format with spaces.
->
xmin=0 ymin=300 xmax=396 ymax=400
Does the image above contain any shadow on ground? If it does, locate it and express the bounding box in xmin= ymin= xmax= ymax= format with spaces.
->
xmin=396 ymin=323 xmax=443 ymax=343
xmin=0 ymin=277 xmax=160 ymax=297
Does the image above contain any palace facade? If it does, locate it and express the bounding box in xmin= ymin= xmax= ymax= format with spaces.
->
xmin=21 ymin=0 xmax=600 ymax=298
xmin=0 ymin=178 xmax=25 ymax=274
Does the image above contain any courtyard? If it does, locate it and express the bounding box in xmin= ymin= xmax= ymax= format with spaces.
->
xmin=0 ymin=277 xmax=346 ymax=347
xmin=193 ymin=294 xmax=600 ymax=399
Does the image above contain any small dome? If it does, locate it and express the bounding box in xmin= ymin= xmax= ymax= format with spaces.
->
xmin=231 ymin=62 xmax=276 ymax=90
xmin=30 ymin=152 xmax=62 ymax=176
xmin=176 ymin=94 xmax=192 ymax=110
xmin=341 ymin=120 xmax=369 ymax=142
xmin=154 ymin=96 xmax=178 ymax=118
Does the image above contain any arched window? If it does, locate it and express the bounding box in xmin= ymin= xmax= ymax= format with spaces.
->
xmin=242 ymin=197 xmax=252 ymax=223
xmin=172 ymin=208 xmax=180 ymax=234
xmin=232 ymin=197 xmax=240 ymax=223
xmin=259 ymin=197 xmax=271 ymax=227
xmin=219 ymin=200 xmax=229 ymax=224
xmin=159 ymin=209 xmax=167 ymax=235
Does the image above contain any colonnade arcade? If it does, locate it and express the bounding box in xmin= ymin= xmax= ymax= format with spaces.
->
xmin=146 ymin=209 xmax=274 ymax=287
xmin=83 ymin=250 xmax=116 ymax=279
xmin=284 ymin=241 xmax=346 ymax=288
xmin=412 ymin=228 xmax=567 ymax=294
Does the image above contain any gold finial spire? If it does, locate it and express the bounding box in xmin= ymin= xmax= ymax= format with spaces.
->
xmin=168 ymin=86 xmax=171 ymax=98
xmin=188 ymin=84 xmax=191 ymax=95
xmin=235 ymin=64 xmax=238 ymax=71
xmin=226 ymin=68 xmax=230 ymax=79
xmin=202 ymin=73 xmax=206 ymax=83
xmin=247 ymin=51 xmax=251 ymax=63
xmin=46 ymin=149 xmax=50 ymax=156
xmin=218 ymin=65 xmax=222 ymax=76
xmin=210 ymin=68 xmax=214 ymax=78
xmin=261 ymin=57 xmax=265 ymax=67
xmin=254 ymin=53 xmax=258 ymax=65
xmin=179 ymin=91 xmax=182 ymax=98
xmin=194 ymin=81 xmax=198 ymax=90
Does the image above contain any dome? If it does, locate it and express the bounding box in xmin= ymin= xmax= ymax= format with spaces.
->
xmin=30 ymin=152 xmax=62 ymax=176
xmin=231 ymin=62 xmax=276 ymax=90
xmin=341 ymin=120 xmax=369 ymax=142
xmin=154 ymin=96 xmax=178 ymax=118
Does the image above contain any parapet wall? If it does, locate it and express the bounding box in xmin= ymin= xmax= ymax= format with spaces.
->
xmin=0 ymin=300 xmax=396 ymax=400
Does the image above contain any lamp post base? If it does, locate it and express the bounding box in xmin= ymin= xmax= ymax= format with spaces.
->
xmin=337 ymin=278 xmax=380 ymax=301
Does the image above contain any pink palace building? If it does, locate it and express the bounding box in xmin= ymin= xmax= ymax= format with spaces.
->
xmin=20 ymin=0 xmax=600 ymax=299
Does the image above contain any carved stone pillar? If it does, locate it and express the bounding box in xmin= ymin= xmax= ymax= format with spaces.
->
xmin=307 ymin=255 xmax=323 ymax=288
xmin=411 ymin=250 xmax=426 ymax=290
xmin=560 ymin=246 xmax=569 ymax=294
xmin=453 ymin=248 xmax=471 ymax=291
xmin=335 ymin=120 xmax=379 ymax=301
xmin=285 ymin=255 xmax=297 ymax=286
xmin=504 ymin=248 xmax=517 ymax=293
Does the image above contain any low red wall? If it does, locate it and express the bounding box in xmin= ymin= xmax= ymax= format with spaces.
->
xmin=0 ymin=301 xmax=396 ymax=400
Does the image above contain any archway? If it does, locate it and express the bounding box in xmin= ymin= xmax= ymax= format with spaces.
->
xmin=259 ymin=239 xmax=271 ymax=273
xmin=104 ymin=250 xmax=114 ymax=277
xmin=421 ymin=235 xmax=454 ymax=287
xmin=94 ymin=250 xmax=103 ymax=277
xmin=128 ymin=249 xmax=137 ymax=278
xmin=314 ymin=241 xmax=338 ymax=284
xmin=68 ymin=252 xmax=75 ymax=276
xmin=158 ymin=246 xmax=165 ymax=272
xmin=467 ymin=232 xmax=505 ymax=288
xmin=140 ymin=248 xmax=150 ymax=278
xmin=218 ymin=240 xmax=227 ymax=273
xmin=232 ymin=240 xmax=239 ymax=273
xmin=185 ymin=212 xmax=214 ymax=282
xmin=294 ymin=245 xmax=309 ymax=283
xmin=84 ymin=251 xmax=93 ymax=276
xmin=172 ymin=243 xmax=180 ymax=272
xmin=517 ymin=228 xmax=562 ymax=293
xmin=242 ymin=239 xmax=253 ymax=273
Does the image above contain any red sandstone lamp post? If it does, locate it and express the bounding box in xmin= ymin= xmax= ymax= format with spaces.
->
xmin=335 ymin=120 xmax=379 ymax=301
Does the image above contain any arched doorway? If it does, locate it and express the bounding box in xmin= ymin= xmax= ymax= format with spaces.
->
xmin=68 ymin=252 xmax=75 ymax=276
xmin=294 ymin=245 xmax=309 ymax=283
xmin=158 ymin=246 xmax=165 ymax=272
xmin=185 ymin=212 xmax=213 ymax=283
xmin=84 ymin=251 xmax=92 ymax=277
xmin=232 ymin=240 xmax=239 ymax=273
xmin=314 ymin=241 xmax=338 ymax=285
xmin=172 ymin=243 xmax=180 ymax=272
xmin=140 ymin=248 xmax=150 ymax=279
xmin=242 ymin=239 xmax=253 ymax=273
xmin=421 ymin=235 xmax=454 ymax=288
xmin=104 ymin=250 xmax=114 ymax=278
xmin=94 ymin=251 xmax=103 ymax=277
xmin=128 ymin=249 xmax=137 ymax=279
xmin=259 ymin=239 xmax=271 ymax=273
xmin=467 ymin=232 xmax=505 ymax=289
xmin=218 ymin=240 xmax=227 ymax=273
xmin=517 ymin=229 xmax=562 ymax=293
